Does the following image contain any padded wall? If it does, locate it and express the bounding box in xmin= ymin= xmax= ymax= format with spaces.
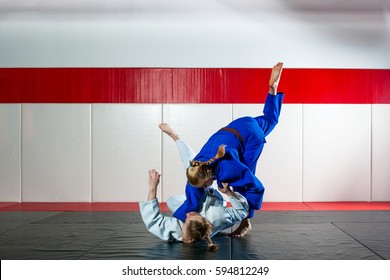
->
xmin=1 ymin=0 xmax=389 ymax=203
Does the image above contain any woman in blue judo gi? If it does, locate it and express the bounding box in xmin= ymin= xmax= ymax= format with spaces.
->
xmin=167 ymin=62 xmax=284 ymax=237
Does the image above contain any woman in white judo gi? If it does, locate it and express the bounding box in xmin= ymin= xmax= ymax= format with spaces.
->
xmin=139 ymin=126 xmax=249 ymax=251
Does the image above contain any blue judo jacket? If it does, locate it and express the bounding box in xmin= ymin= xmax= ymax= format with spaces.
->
xmin=173 ymin=93 xmax=284 ymax=222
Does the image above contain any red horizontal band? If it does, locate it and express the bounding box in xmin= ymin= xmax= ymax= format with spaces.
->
xmin=0 ymin=68 xmax=389 ymax=103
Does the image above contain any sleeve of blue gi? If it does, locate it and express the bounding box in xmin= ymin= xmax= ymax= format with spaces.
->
xmin=172 ymin=182 xmax=205 ymax=222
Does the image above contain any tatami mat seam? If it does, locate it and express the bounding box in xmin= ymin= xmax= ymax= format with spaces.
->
xmin=331 ymin=222 xmax=385 ymax=260
xmin=77 ymin=223 xmax=132 ymax=260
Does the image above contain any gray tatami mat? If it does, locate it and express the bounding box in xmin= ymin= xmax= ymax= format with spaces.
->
xmin=0 ymin=211 xmax=389 ymax=260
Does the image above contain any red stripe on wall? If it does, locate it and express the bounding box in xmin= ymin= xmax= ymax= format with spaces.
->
xmin=0 ymin=68 xmax=389 ymax=103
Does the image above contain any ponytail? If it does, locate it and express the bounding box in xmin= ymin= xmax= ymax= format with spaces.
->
xmin=183 ymin=216 xmax=218 ymax=251
xmin=205 ymin=235 xmax=218 ymax=252
xmin=190 ymin=144 xmax=226 ymax=167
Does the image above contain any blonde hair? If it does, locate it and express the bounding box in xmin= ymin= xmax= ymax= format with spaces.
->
xmin=184 ymin=216 xmax=218 ymax=251
xmin=187 ymin=145 xmax=226 ymax=186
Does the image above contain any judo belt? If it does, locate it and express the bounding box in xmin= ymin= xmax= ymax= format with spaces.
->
xmin=219 ymin=127 xmax=244 ymax=146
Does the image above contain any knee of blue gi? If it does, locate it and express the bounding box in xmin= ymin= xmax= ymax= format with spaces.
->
xmin=247 ymin=200 xmax=263 ymax=219
xmin=248 ymin=209 xmax=255 ymax=219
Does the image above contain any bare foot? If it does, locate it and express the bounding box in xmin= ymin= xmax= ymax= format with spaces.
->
xmin=269 ymin=62 xmax=283 ymax=88
xmin=229 ymin=218 xmax=252 ymax=238
xmin=159 ymin=123 xmax=180 ymax=142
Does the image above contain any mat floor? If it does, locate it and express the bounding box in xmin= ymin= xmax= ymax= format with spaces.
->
xmin=0 ymin=210 xmax=389 ymax=260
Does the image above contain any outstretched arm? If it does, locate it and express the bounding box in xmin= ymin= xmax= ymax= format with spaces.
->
xmin=147 ymin=169 xmax=159 ymax=200
xmin=140 ymin=169 xmax=183 ymax=241
xmin=216 ymin=182 xmax=249 ymax=224
xmin=218 ymin=182 xmax=238 ymax=199
xmin=173 ymin=182 xmax=205 ymax=222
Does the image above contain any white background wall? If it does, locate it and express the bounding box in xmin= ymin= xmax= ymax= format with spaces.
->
xmin=1 ymin=103 xmax=389 ymax=202
xmin=0 ymin=0 xmax=389 ymax=202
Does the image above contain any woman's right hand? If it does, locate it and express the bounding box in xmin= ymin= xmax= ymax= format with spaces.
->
xmin=218 ymin=182 xmax=233 ymax=195
xmin=149 ymin=169 xmax=160 ymax=189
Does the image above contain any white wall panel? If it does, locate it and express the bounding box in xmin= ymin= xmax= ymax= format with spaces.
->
xmin=22 ymin=104 xmax=91 ymax=202
xmin=92 ymin=104 xmax=161 ymax=202
xmin=0 ymin=104 xmax=21 ymax=201
xmin=303 ymin=105 xmax=371 ymax=201
xmin=372 ymin=105 xmax=390 ymax=201
xmin=162 ymin=104 xmax=232 ymax=202
xmin=233 ymin=103 xmax=303 ymax=202
xmin=1 ymin=103 xmax=387 ymax=203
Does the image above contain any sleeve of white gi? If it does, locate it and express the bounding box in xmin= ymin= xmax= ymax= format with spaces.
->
xmin=139 ymin=199 xmax=184 ymax=242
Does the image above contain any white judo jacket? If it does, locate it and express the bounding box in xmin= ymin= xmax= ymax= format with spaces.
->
xmin=139 ymin=187 xmax=249 ymax=242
